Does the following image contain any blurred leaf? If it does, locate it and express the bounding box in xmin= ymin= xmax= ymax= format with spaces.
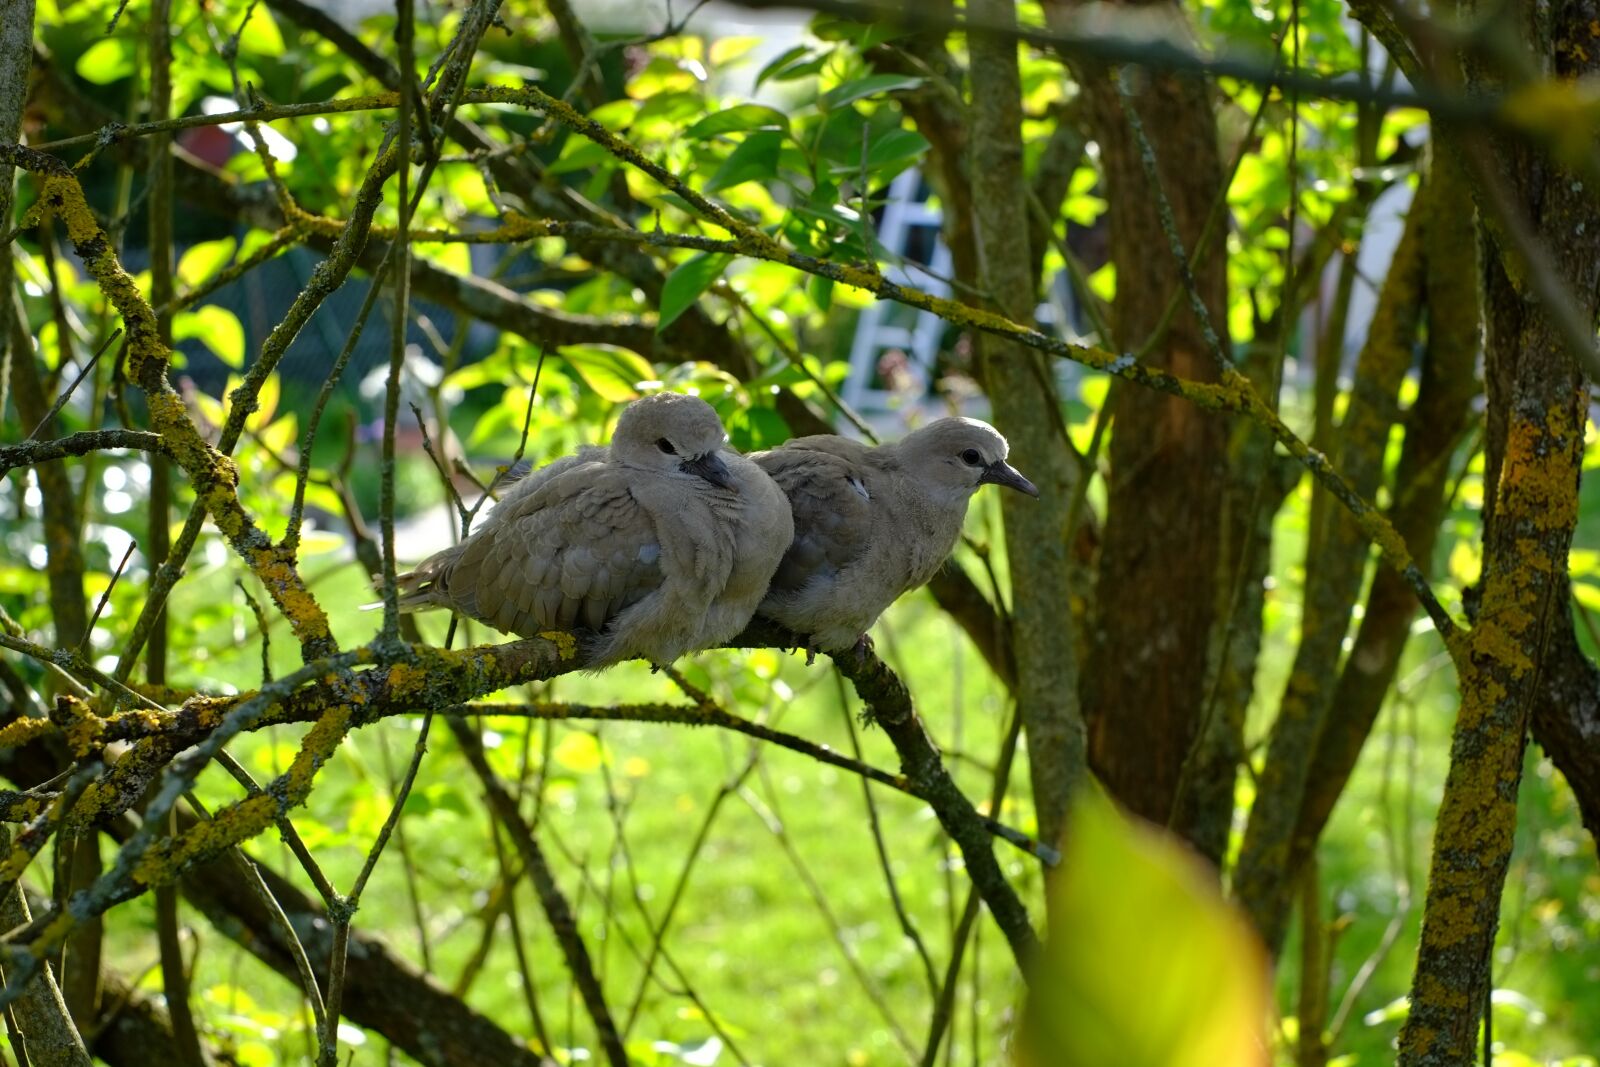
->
xmin=75 ymin=37 xmax=135 ymax=84
xmin=547 ymin=137 xmax=613 ymax=176
xmin=235 ymin=3 xmax=285 ymax=56
xmin=176 ymin=237 xmax=238 ymax=289
xmin=563 ymin=346 xmax=655 ymax=403
xmin=685 ymin=105 xmax=790 ymax=140
xmin=812 ymin=16 xmax=913 ymax=49
xmin=1021 ymin=789 xmax=1270 ymax=1067
xmin=807 ymin=272 xmax=834 ymax=312
xmin=755 ymin=45 xmax=824 ymax=88
xmin=820 ymin=74 xmax=924 ymax=110
xmin=659 ymin=253 xmax=734 ymax=331
xmin=705 ymin=130 xmax=783 ymax=192
xmin=174 ymin=305 xmax=246 ymax=368
xmin=553 ymin=732 xmax=604 ymax=774
xmin=726 ymin=405 xmax=790 ymax=452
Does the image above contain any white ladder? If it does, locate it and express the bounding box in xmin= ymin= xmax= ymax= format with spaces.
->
xmin=842 ymin=169 xmax=955 ymax=412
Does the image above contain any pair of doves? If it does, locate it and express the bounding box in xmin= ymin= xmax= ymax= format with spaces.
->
xmin=396 ymin=392 xmax=1038 ymax=666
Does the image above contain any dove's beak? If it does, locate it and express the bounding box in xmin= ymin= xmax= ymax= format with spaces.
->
xmin=682 ymin=451 xmax=735 ymax=490
xmin=981 ymin=460 xmax=1039 ymax=498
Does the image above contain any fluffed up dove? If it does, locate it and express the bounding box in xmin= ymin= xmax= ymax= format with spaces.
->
xmin=395 ymin=392 xmax=794 ymax=667
xmin=754 ymin=417 xmax=1038 ymax=656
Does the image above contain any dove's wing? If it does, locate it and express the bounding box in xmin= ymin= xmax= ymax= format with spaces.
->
xmin=755 ymin=440 xmax=877 ymax=596
xmin=448 ymin=461 xmax=665 ymax=637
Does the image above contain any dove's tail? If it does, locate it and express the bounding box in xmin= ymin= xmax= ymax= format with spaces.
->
xmin=359 ymin=548 xmax=460 ymax=612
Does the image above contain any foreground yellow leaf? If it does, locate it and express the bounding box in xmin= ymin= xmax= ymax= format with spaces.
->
xmin=1021 ymin=789 xmax=1270 ymax=1067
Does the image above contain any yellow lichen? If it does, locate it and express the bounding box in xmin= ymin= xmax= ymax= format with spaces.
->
xmin=539 ymin=630 xmax=579 ymax=661
xmin=134 ymin=793 xmax=278 ymax=886
xmin=0 ymin=718 xmax=57 ymax=750
xmin=386 ymin=662 xmax=427 ymax=697
xmin=64 ymin=714 xmax=107 ymax=758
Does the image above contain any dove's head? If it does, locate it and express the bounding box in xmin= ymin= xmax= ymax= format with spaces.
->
xmin=897 ymin=418 xmax=1040 ymax=501
xmin=612 ymin=392 xmax=736 ymax=489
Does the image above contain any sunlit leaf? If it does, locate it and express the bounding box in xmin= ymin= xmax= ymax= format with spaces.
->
xmin=553 ymin=731 xmax=604 ymax=774
xmin=1021 ymin=789 xmax=1270 ymax=1067
xmin=177 ymin=238 xmax=237 ymax=289
xmin=659 ymin=253 xmax=734 ymax=331
xmin=819 ymin=74 xmax=924 ymax=110
xmin=173 ymin=305 xmax=246 ymax=368
xmin=705 ymin=130 xmax=783 ymax=192
xmin=235 ymin=4 xmax=285 ymax=56
xmin=684 ymin=105 xmax=790 ymax=140
xmin=563 ymin=347 xmax=655 ymax=403
xmin=75 ymin=38 xmax=135 ymax=84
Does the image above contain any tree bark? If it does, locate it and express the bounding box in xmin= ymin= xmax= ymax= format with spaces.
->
xmin=1398 ymin=0 xmax=1600 ymax=1047
xmin=1044 ymin=0 xmax=1232 ymax=828
xmin=0 ymin=828 xmax=92 ymax=1067
xmin=967 ymin=0 xmax=1089 ymax=853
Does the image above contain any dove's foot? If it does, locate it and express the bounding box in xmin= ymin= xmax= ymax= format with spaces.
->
xmin=803 ymin=639 xmax=819 ymax=666
xmin=849 ymin=633 xmax=874 ymax=662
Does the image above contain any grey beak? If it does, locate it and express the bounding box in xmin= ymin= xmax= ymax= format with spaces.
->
xmin=980 ymin=460 xmax=1039 ymax=498
xmin=682 ymin=451 xmax=735 ymax=490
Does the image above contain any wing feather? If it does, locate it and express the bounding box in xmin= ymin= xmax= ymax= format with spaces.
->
xmin=456 ymin=462 xmax=664 ymax=637
xmin=755 ymin=444 xmax=875 ymax=595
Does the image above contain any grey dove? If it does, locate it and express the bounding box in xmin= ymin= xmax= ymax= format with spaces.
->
xmin=754 ymin=417 xmax=1038 ymax=655
xmin=395 ymin=392 xmax=794 ymax=667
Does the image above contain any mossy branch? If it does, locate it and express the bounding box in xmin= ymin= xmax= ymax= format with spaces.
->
xmin=0 ymin=143 xmax=337 ymax=665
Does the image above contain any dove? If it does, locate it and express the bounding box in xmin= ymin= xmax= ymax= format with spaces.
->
xmin=754 ymin=417 xmax=1038 ymax=655
xmin=395 ymin=392 xmax=794 ymax=667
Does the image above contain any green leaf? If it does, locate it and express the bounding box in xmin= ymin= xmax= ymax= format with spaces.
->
xmin=806 ymin=272 xmax=834 ymax=312
xmin=726 ymin=406 xmax=789 ymax=452
xmin=826 ymin=127 xmax=930 ymax=176
xmin=684 ymin=105 xmax=791 ymax=141
xmin=755 ymin=45 xmax=821 ymax=88
xmin=636 ymin=90 xmax=706 ymax=126
xmin=177 ymin=238 xmax=237 ymax=289
xmin=812 ymin=16 xmax=913 ymax=49
xmin=819 ymin=74 xmax=924 ymax=110
xmin=553 ymin=732 xmax=604 ymax=774
xmin=563 ymin=346 xmax=656 ymax=403
xmin=75 ymin=38 xmax=136 ymax=85
xmin=1021 ymin=789 xmax=1270 ymax=1067
xmin=705 ymin=130 xmax=783 ymax=192
xmin=235 ymin=4 xmax=285 ymax=56
xmin=865 ymin=127 xmax=929 ymax=169
xmin=659 ymin=253 xmax=734 ymax=331
xmin=173 ymin=305 xmax=246 ymax=368
xmin=546 ymin=137 xmax=613 ymax=176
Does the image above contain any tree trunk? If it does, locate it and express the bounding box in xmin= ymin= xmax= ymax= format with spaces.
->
xmin=967 ymin=0 xmax=1089 ymax=854
xmin=1399 ymin=0 xmax=1600 ymax=1049
xmin=1046 ymin=0 xmax=1232 ymax=828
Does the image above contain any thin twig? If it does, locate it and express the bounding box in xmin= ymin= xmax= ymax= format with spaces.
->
xmin=23 ymin=330 xmax=121 ymax=443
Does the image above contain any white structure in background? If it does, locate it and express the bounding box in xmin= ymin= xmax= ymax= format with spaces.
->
xmin=842 ymin=169 xmax=1088 ymax=415
xmin=842 ymin=169 xmax=956 ymax=412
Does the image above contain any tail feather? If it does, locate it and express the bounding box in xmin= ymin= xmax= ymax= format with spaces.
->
xmin=360 ymin=547 xmax=460 ymax=612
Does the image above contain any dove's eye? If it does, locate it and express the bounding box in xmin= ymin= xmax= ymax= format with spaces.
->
xmin=656 ymin=439 xmax=677 ymax=455
xmin=960 ymin=448 xmax=982 ymax=465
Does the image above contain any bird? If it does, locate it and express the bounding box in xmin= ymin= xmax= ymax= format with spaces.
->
xmin=394 ymin=392 xmax=794 ymax=668
xmin=753 ymin=417 xmax=1038 ymax=657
